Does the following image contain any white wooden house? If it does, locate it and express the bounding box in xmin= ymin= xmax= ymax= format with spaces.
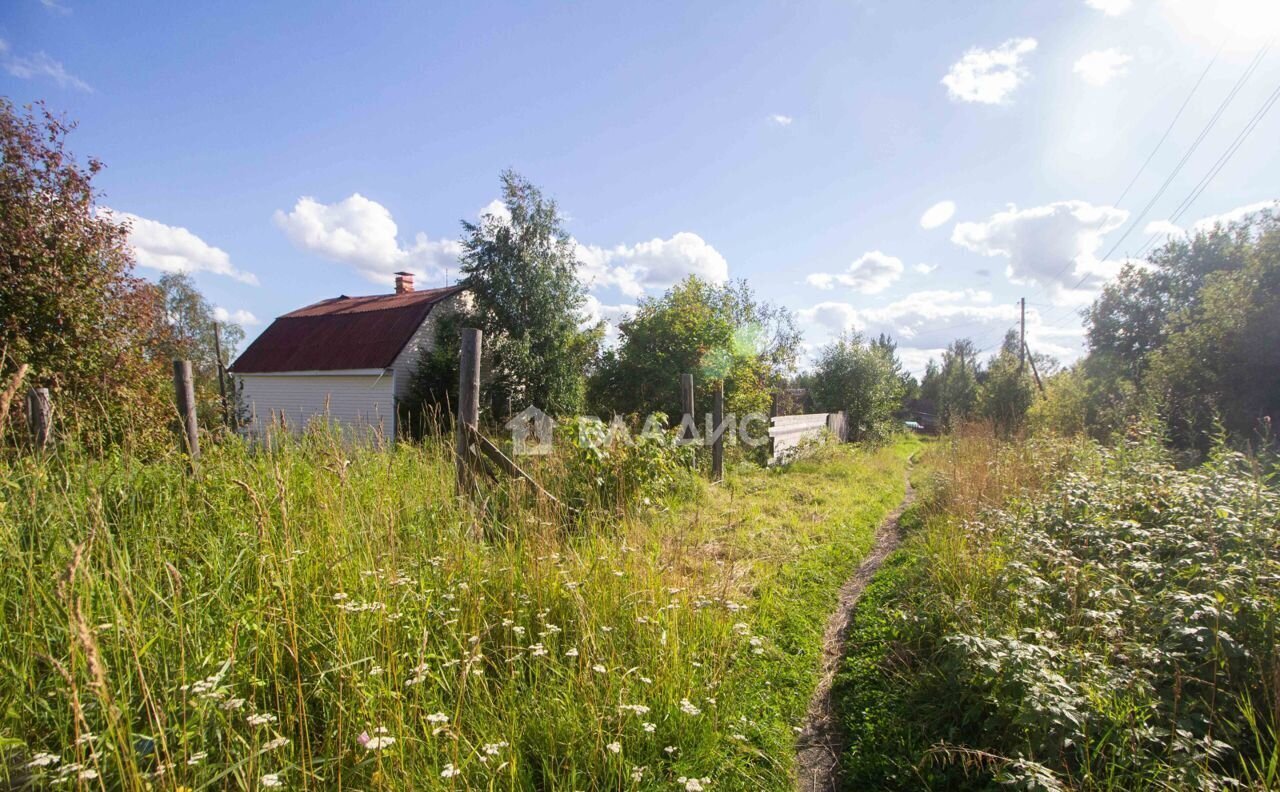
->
xmin=229 ymin=272 xmax=465 ymax=438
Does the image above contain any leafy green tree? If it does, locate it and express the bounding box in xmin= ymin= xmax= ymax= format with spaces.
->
xmin=154 ymin=272 xmax=245 ymax=426
xmin=0 ymin=100 xmax=173 ymax=450
xmin=1078 ymin=210 xmax=1279 ymax=453
xmin=587 ymin=276 xmax=800 ymax=421
xmin=1086 ymin=224 xmax=1251 ymax=381
xmin=920 ymin=338 xmax=980 ymax=429
xmin=458 ymin=170 xmax=601 ymax=417
xmin=808 ymin=332 xmax=906 ymax=442
xmin=976 ymin=330 xmax=1035 ymax=437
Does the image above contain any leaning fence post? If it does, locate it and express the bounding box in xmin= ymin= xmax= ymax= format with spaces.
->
xmin=711 ymin=381 xmax=724 ymax=481
xmin=680 ymin=373 xmax=695 ymax=441
xmin=456 ymin=328 xmax=482 ymax=494
xmin=172 ymin=359 xmax=200 ymax=460
xmin=25 ymin=387 xmax=52 ymax=452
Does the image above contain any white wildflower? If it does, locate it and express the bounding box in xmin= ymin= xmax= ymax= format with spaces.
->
xmin=565 ymin=647 xmax=579 ymax=657
xmin=261 ymin=773 xmax=283 ymax=787
xmin=679 ymin=698 xmax=701 ymax=716
xmin=592 ymin=664 xmax=607 ymax=673
xmin=643 ymin=722 xmax=656 ymax=733
xmin=427 ymin=712 xmax=450 ymax=724
xmin=263 ymin=736 xmax=291 ymax=751
xmin=440 ymin=763 xmax=461 ymax=778
xmin=246 ymin=713 xmax=277 ymax=726
xmin=606 ymin=741 xmax=621 ymax=754
xmin=26 ymin=752 xmax=60 ymax=768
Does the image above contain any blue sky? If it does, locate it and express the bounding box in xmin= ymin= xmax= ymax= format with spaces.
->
xmin=3 ymin=0 xmax=1279 ymax=374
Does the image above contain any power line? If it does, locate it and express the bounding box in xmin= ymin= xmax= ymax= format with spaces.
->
xmin=1031 ymin=46 xmax=1224 ymax=306
xmin=1113 ymin=45 xmax=1223 ymax=209
xmin=1098 ymin=43 xmax=1270 ymax=263
xmin=1132 ymin=76 xmax=1280 ymax=259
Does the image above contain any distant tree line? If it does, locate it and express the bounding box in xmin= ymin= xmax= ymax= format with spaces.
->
xmin=10 ymin=97 xmax=1272 ymax=460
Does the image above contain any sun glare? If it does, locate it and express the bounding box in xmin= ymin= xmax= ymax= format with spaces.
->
xmin=1163 ymin=0 xmax=1280 ymax=49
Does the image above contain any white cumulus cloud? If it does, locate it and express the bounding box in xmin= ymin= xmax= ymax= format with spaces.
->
xmin=1074 ymin=49 xmax=1133 ymax=86
xmin=1085 ymin=0 xmax=1133 ymax=16
xmin=806 ymin=250 xmax=904 ymax=295
xmin=213 ymin=307 xmax=260 ymax=326
xmin=274 ymin=194 xmax=462 ymax=286
xmin=768 ymin=114 xmax=794 ymax=126
xmin=105 ymin=209 xmax=258 ymax=285
xmin=920 ymin=200 xmax=957 ymax=230
xmin=942 ymin=38 xmax=1037 ymax=104
xmin=951 ymin=200 xmax=1128 ymax=300
xmin=576 ymin=232 xmax=728 ymax=298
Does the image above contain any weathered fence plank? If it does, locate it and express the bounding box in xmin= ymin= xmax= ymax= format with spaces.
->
xmin=767 ymin=412 xmax=837 ymax=464
xmin=711 ymin=382 xmax=724 ymax=481
xmin=172 ymin=360 xmax=199 ymax=460
xmin=455 ymin=328 xmax=482 ymax=494
xmin=25 ymin=386 xmax=52 ymax=451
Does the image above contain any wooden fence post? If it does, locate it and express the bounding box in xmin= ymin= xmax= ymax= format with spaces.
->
xmin=456 ymin=328 xmax=482 ymax=494
xmin=680 ymin=373 xmax=695 ymax=441
xmin=25 ymin=387 xmax=52 ymax=451
xmin=213 ymin=321 xmax=232 ymax=429
xmin=711 ymin=382 xmax=724 ymax=481
xmin=172 ymin=359 xmax=200 ymax=460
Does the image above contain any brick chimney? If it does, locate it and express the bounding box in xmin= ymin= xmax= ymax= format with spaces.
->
xmin=394 ymin=271 xmax=414 ymax=294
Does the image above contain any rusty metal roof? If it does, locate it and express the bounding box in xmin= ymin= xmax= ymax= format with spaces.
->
xmin=229 ymin=285 xmax=465 ymax=374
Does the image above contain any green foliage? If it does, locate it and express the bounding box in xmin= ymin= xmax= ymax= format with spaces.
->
xmin=401 ymin=311 xmax=464 ymax=437
xmin=0 ymin=100 xmax=173 ymax=452
xmin=976 ymin=331 xmax=1035 ymax=437
xmin=587 ymin=276 xmax=800 ymax=423
xmin=458 ymin=171 xmax=601 ymax=417
xmin=0 ymin=424 xmax=917 ymax=790
xmin=155 ymin=272 xmax=245 ymax=428
xmin=836 ymin=436 xmax=1280 ymax=790
xmin=807 ymin=332 xmax=905 ymax=442
xmin=555 ymin=414 xmax=698 ymax=513
xmin=1078 ymin=211 xmax=1280 ymax=454
xmin=920 ymin=339 xmax=981 ymax=429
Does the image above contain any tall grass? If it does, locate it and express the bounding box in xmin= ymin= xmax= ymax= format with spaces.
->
xmin=0 ymin=426 xmax=916 ymax=790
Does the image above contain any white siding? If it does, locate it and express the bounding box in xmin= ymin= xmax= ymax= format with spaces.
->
xmin=237 ymin=372 xmax=395 ymax=439
xmin=388 ymin=292 xmax=470 ymax=402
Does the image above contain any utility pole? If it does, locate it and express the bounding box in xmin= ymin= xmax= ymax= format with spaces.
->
xmin=1019 ymin=297 xmax=1026 ymax=373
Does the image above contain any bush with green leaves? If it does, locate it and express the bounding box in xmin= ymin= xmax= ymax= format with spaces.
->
xmin=555 ymin=414 xmax=698 ymax=514
xmin=836 ymin=436 xmax=1280 ymax=791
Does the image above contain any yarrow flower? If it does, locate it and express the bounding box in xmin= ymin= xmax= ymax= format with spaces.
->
xmin=262 ymin=737 xmax=291 ymax=752
xmin=678 ymin=777 xmax=711 ymax=791
xmin=440 ymin=763 xmax=461 ymax=778
xmin=426 ymin=712 xmax=449 ymax=724
xmin=679 ymin=698 xmax=701 ymax=716
xmin=261 ymin=773 xmax=283 ymax=787
xmin=27 ymin=752 xmax=60 ymax=768
xmin=564 ymin=647 xmax=579 ymax=657
xmin=359 ymin=728 xmax=395 ymax=751
xmin=246 ymin=713 xmax=277 ymax=726
xmin=606 ymin=741 xmax=622 ymax=754
xmin=618 ymin=704 xmax=650 ymax=715
xmin=592 ymin=664 xmax=607 ymax=674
